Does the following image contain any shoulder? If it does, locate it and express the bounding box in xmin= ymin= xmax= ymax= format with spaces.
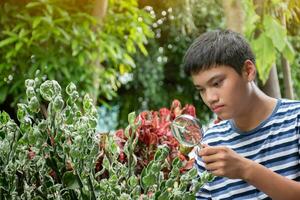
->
xmin=277 ymin=99 xmax=300 ymax=114
xmin=271 ymin=99 xmax=300 ymax=130
xmin=279 ymin=98 xmax=300 ymax=108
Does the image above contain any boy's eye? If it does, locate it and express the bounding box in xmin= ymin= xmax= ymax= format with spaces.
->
xmin=212 ymin=79 xmax=223 ymax=87
xmin=196 ymin=88 xmax=204 ymax=93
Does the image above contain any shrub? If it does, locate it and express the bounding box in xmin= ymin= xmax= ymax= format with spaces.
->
xmin=0 ymin=79 xmax=213 ymax=199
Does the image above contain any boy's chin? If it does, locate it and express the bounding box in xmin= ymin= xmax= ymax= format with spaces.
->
xmin=216 ymin=114 xmax=231 ymax=121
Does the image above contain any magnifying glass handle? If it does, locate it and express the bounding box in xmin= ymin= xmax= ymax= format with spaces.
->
xmin=194 ymin=143 xmax=202 ymax=155
xmin=195 ymin=144 xmax=216 ymax=181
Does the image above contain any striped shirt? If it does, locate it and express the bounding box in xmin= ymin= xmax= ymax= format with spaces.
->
xmin=195 ymin=99 xmax=300 ymax=200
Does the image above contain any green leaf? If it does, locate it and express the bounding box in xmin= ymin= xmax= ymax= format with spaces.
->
xmin=130 ymin=185 xmax=141 ymax=198
xmin=38 ymin=120 xmax=48 ymax=132
xmin=25 ymin=79 xmax=36 ymax=88
xmin=171 ymin=157 xmax=183 ymax=168
xmin=201 ymin=171 xmax=215 ymax=183
xmin=138 ymin=43 xmax=148 ymax=56
xmin=46 ymin=4 xmax=53 ymax=15
xmin=157 ymin=190 xmax=170 ymax=200
xmin=83 ymin=94 xmax=92 ymax=112
xmin=128 ymin=112 xmax=136 ymax=126
xmin=28 ymin=96 xmax=40 ymax=113
xmin=165 ymin=179 xmax=175 ymax=188
xmin=40 ymin=80 xmax=61 ymax=101
xmin=187 ymin=168 xmax=198 ymax=178
xmin=251 ymin=33 xmax=276 ymax=83
xmin=142 ymin=173 xmax=156 ymax=187
xmin=182 ymin=193 xmax=194 ymax=200
xmin=0 ymin=111 xmax=10 ymax=124
xmin=33 ymin=17 xmax=43 ymax=29
xmin=103 ymin=155 xmax=110 ymax=170
xmin=25 ymin=2 xmax=42 ymax=8
xmin=128 ymin=175 xmax=138 ymax=187
xmin=154 ymin=148 xmax=162 ymax=161
xmin=78 ymin=53 xmax=85 ymax=66
xmin=66 ymin=82 xmax=77 ymax=95
xmin=62 ymin=171 xmax=80 ymax=190
xmin=263 ymin=15 xmax=287 ymax=52
xmin=0 ymin=37 xmax=17 ymax=48
xmin=170 ymin=168 xmax=180 ymax=178
xmin=0 ymin=87 xmax=8 ymax=104
xmin=15 ymin=42 xmax=23 ymax=52
xmin=140 ymin=167 xmax=147 ymax=190
xmin=17 ymin=103 xmax=27 ymax=122
xmin=282 ymin=40 xmax=295 ymax=63
xmin=150 ymin=163 xmax=160 ymax=173
xmin=126 ymin=40 xmax=135 ymax=54
xmin=53 ymin=95 xmax=64 ymax=111
xmin=192 ymin=181 xmax=204 ymax=193
xmin=119 ymin=194 xmax=131 ymax=200
xmin=123 ymin=53 xmax=136 ymax=68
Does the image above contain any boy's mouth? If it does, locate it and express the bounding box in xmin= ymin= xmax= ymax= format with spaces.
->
xmin=211 ymin=105 xmax=224 ymax=113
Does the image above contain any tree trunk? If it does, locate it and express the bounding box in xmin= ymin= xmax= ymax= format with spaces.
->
xmin=222 ymin=0 xmax=243 ymax=33
xmin=93 ymin=0 xmax=108 ymax=19
xmin=253 ymin=0 xmax=281 ymax=98
xmin=261 ymin=64 xmax=281 ymax=98
xmin=280 ymin=12 xmax=294 ymax=99
xmin=91 ymin=0 xmax=108 ymax=104
xmin=281 ymin=55 xmax=294 ymax=99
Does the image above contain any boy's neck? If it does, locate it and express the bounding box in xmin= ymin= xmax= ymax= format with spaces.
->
xmin=233 ymin=86 xmax=278 ymax=132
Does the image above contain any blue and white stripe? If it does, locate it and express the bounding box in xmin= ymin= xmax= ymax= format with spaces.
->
xmin=195 ymin=99 xmax=300 ymax=200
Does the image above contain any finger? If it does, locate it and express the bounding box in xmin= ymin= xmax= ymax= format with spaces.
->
xmin=202 ymin=153 xmax=221 ymax=164
xmin=201 ymin=143 xmax=209 ymax=148
xmin=211 ymin=169 xmax=225 ymax=177
xmin=205 ymin=161 xmax=221 ymax=171
xmin=197 ymin=144 xmax=209 ymax=156
xmin=199 ymin=146 xmax=226 ymax=156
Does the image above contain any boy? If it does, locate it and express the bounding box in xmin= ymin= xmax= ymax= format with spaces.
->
xmin=183 ymin=30 xmax=300 ymax=199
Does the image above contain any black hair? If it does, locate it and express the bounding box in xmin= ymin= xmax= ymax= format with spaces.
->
xmin=183 ymin=29 xmax=256 ymax=75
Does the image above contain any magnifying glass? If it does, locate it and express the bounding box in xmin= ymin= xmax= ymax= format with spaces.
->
xmin=170 ymin=114 xmax=215 ymax=178
xmin=170 ymin=114 xmax=204 ymax=148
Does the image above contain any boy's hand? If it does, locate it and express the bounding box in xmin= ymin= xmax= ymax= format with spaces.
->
xmin=199 ymin=144 xmax=253 ymax=179
xmin=213 ymin=117 xmax=222 ymax=124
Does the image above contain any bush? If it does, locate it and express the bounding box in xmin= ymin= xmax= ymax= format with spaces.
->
xmin=0 ymin=0 xmax=154 ymax=108
xmin=0 ymin=79 xmax=213 ymax=199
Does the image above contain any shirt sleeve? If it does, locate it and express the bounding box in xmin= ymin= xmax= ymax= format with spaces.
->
xmin=194 ymin=154 xmax=212 ymax=200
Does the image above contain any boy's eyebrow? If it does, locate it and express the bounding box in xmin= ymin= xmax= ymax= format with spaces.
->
xmin=194 ymin=74 xmax=225 ymax=88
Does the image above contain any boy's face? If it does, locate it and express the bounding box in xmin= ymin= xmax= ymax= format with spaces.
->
xmin=192 ymin=65 xmax=252 ymax=120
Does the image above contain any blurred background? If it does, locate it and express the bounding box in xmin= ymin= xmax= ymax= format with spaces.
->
xmin=0 ymin=0 xmax=299 ymax=132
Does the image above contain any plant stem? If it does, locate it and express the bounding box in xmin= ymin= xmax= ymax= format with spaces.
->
xmin=35 ymin=188 xmax=48 ymax=200
xmin=75 ymin=170 xmax=85 ymax=197
xmin=87 ymin=174 xmax=97 ymax=200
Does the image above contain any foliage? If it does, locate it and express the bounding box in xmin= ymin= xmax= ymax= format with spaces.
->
xmin=287 ymin=29 xmax=300 ymax=99
xmin=115 ymin=99 xmax=197 ymax=174
xmin=0 ymin=0 xmax=154 ymax=109
xmin=242 ymin=0 xmax=299 ymax=83
xmin=106 ymin=99 xmax=215 ymax=199
xmin=0 ymin=79 xmax=213 ymax=199
xmin=116 ymin=0 xmax=225 ymax=127
xmin=0 ymin=78 xmax=99 ymax=199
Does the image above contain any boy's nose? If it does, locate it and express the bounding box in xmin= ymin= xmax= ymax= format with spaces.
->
xmin=205 ymin=90 xmax=219 ymax=105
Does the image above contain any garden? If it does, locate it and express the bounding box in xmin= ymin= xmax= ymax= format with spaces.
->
xmin=0 ymin=0 xmax=299 ymax=199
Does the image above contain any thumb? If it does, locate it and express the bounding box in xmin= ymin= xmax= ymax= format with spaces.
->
xmin=214 ymin=117 xmax=222 ymax=124
xmin=198 ymin=143 xmax=209 ymax=156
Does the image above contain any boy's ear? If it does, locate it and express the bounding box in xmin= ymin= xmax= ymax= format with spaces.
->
xmin=242 ymin=60 xmax=256 ymax=82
